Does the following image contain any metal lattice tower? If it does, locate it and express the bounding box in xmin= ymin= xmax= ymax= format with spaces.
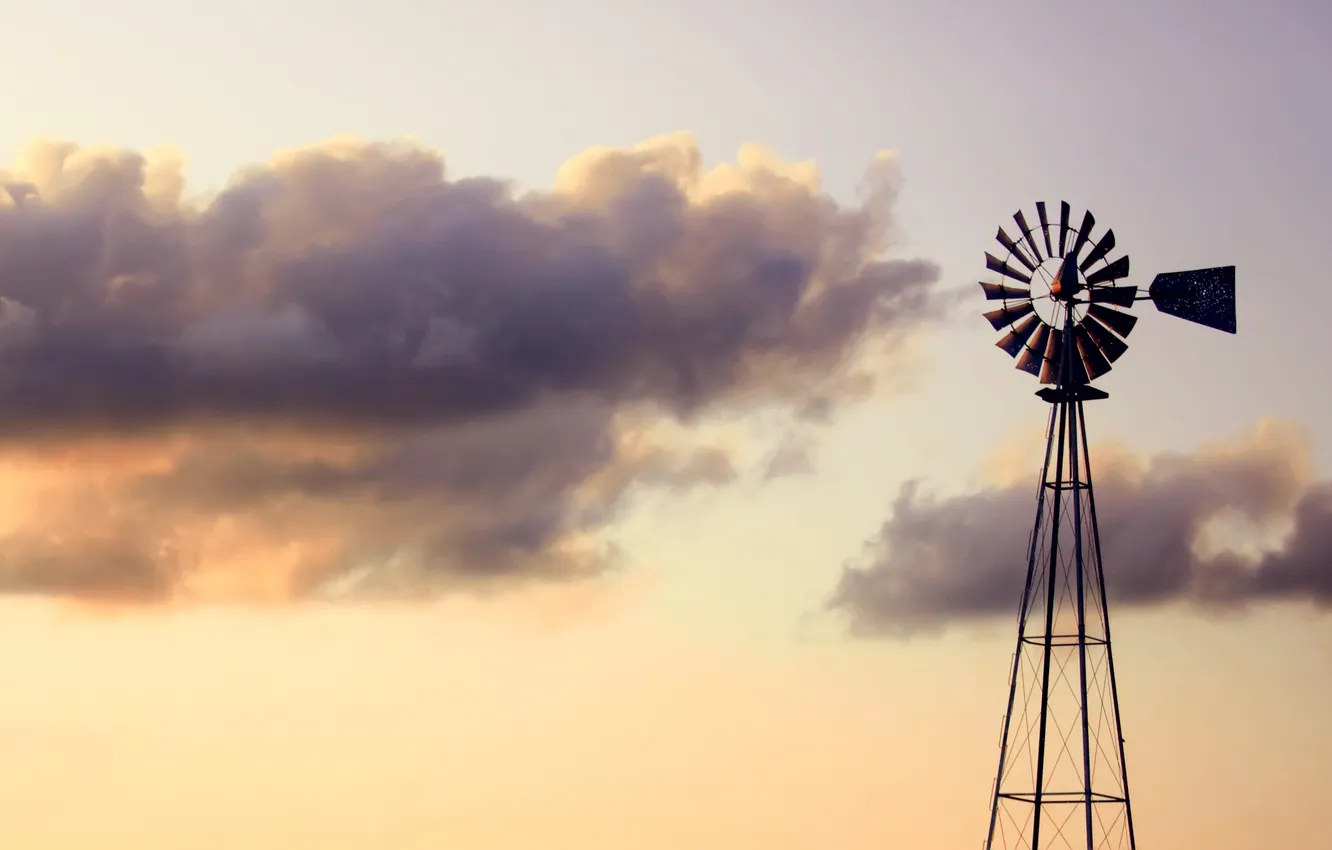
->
xmin=978 ymin=202 xmax=1236 ymax=850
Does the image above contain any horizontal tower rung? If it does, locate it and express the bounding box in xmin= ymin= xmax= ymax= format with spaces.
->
xmin=1019 ymin=635 xmax=1108 ymax=647
xmin=1041 ymin=481 xmax=1090 ymax=490
xmin=995 ymin=792 xmax=1128 ymax=805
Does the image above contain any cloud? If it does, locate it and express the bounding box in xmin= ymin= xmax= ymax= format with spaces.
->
xmin=830 ymin=420 xmax=1332 ymax=636
xmin=760 ymin=434 xmax=817 ymax=481
xmin=0 ymin=132 xmax=943 ymax=603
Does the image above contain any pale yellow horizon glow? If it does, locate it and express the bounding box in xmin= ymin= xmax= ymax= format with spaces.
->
xmin=0 ymin=590 xmax=1326 ymax=850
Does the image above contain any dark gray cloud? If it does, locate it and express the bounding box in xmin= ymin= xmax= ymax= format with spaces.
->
xmin=830 ymin=421 xmax=1332 ymax=636
xmin=0 ymin=137 xmax=938 ymax=437
xmin=0 ymin=134 xmax=943 ymax=602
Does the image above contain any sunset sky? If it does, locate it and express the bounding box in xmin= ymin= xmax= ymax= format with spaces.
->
xmin=0 ymin=1 xmax=1329 ymax=848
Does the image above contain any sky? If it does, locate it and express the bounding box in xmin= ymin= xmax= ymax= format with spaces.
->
xmin=0 ymin=0 xmax=1329 ymax=848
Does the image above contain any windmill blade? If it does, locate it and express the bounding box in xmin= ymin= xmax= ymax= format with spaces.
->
xmin=984 ymin=300 xmax=1035 ymax=331
xmin=1038 ymin=328 xmax=1063 ymax=384
xmin=1013 ymin=210 xmax=1044 ymax=264
xmin=1015 ymin=323 xmax=1050 ymax=375
xmin=996 ymin=228 xmax=1038 ymax=272
xmin=1058 ymin=202 xmax=1071 ymax=257
xmin=1016 ymin=349 xmax=1042 ymax=376
xmin=1087 ymin=303 xmax=1139 ymax=339
xmin=1084 ymin=254 xmax=1131 ymax=286
xmin=1088 ymin=285 xmax=1138 ymax=307
xmin=1079 ymin=229 xmax=1116 ymax=271
xmin=996 ymin=314 xmax=1042 ymax=357
xmin=1075 ymin=325 xmax=1113 ymax=380
xmin=1067 ymin=340 xmax=1091 ymax=385
xmin=1036 ymin=201 xmax=1054 ymax=258
xmin=985 ymin=252 xmax=1034 ymax=285
xmin=1066 ymin=209 xmax=1095 ymax=264
xmin=1081 ymin=315 xmax=1129 ymax=362
xmin=1147 ymin=265 xmax=1237 ymax=333
xmin=980 ymin=282 xmax=1031 ymax=301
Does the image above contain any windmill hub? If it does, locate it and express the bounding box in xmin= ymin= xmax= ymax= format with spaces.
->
xmin=1049 ymin=254 xmax=1084 ymax=303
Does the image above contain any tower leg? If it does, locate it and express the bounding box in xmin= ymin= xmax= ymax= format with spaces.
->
xmin=1079 ymin=400 xmax=1137 ymax=849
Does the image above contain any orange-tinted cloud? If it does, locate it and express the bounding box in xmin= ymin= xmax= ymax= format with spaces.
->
xmin=831 ymin=420 xmax=1332 ymax=636
xmin=0 ymin=134 xmax=943 ymax=602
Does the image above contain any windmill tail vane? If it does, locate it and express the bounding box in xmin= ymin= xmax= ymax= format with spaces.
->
xmin=978 ymin=202 xmax=1235 ymax=850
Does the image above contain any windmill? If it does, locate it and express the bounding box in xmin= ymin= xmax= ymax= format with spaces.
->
xmin=978 ymin=201 xmax=1235 ymax=850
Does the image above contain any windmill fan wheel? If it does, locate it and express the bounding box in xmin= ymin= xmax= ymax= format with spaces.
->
xmin=980 ymin=201 xmax=1139 ymax=386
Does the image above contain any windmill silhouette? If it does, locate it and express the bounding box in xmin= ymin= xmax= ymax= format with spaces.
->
xmin=979 ymin=201 xmax=1235 ymax=850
